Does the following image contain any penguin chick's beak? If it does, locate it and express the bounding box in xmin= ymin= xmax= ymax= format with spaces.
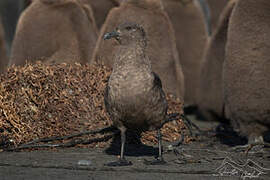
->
xmin=103 ymin=31 xmax=120 ymax=40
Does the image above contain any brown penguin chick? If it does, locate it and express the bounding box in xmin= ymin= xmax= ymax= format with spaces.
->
xmin=223 ymin=0 xmax=270 ymax=151
xmin=162 ymin=0 xmax=208 ymax=105
xmin=104 ymin=22 xmax=168 ymax=166
xmin=80 ymin=0 xmax=118 ymax=30
xmin=206 ymin=0 xmax=228 ymax=32
xmin=9 ymin=0 xmax=98 ymax=66
xmin=198 ymin=0 xmax=237 ymax=121
xmin=91 ymin=0 xmax=185 ymax=100
xmin=193 ymin=0 xmax=211 ymax=36
xmin=0 ymin=0 xmax=27 ymax=56
xmin=0 ymin=17 xmax=7 ymax=73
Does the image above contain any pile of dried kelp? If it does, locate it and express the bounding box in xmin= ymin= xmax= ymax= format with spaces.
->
xmin=0 ymin=62 xmax=189 ymax=150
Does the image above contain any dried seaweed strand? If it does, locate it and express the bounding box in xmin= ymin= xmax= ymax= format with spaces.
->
xmin=4 ymin=134 xmax=114 ymax=151
xmin=24 ymin=126 xmax=118 ymax=145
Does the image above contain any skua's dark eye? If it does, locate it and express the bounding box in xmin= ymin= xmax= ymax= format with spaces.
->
xmin=126 ymin=26 xmax=132 ymax=30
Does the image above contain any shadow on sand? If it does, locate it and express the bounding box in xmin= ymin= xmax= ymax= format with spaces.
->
xmin=105 ymin=130 xmax=159 ymax=157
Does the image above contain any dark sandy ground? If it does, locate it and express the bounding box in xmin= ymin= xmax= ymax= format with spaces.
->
xmin=1 ymin=116 xmax=270 ymax=180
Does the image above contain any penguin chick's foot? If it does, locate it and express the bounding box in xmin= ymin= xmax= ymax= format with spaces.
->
xmin=105 ymin=158 xmax=133 ymax=167
xmin=232 ymin=136 xmax=270 ymax=154
xmin=245 ymin=142 xmax=270 ymax=154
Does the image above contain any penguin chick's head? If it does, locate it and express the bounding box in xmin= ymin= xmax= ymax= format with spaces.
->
xmin=103 ymin=22 xmax=146 ymax=46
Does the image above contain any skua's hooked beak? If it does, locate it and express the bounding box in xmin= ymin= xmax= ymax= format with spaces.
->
xmin=103 ymin=31 xmax=120 ymax=40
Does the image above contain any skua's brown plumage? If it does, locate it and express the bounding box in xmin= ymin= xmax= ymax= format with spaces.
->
xmin=91 ymin=0 xmax=185 ymax=99
xmin=104 ymin=22 xmax=169 ymax=166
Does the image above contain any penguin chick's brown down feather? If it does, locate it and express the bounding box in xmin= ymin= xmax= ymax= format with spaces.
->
xmin=223 ymin=0 xmax=270 ymax=143
xmin=162 ymin=0 xmax=207 ymax=105
xmin=0 ymin=17 xmax=7 ymax=73
xmin=9 ymin=0 xmax=98 ymax=66
xmin=198 ymin=0 xmax=237 ymax=121
xmin=39 ymin=0 xmax=68 ymax=5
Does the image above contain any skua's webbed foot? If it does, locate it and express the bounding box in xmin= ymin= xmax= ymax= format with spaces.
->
xmin=143 ymin=156 xmax=167 ymax=165
xmin=105 ymin=158 xmax=132 ymax=167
